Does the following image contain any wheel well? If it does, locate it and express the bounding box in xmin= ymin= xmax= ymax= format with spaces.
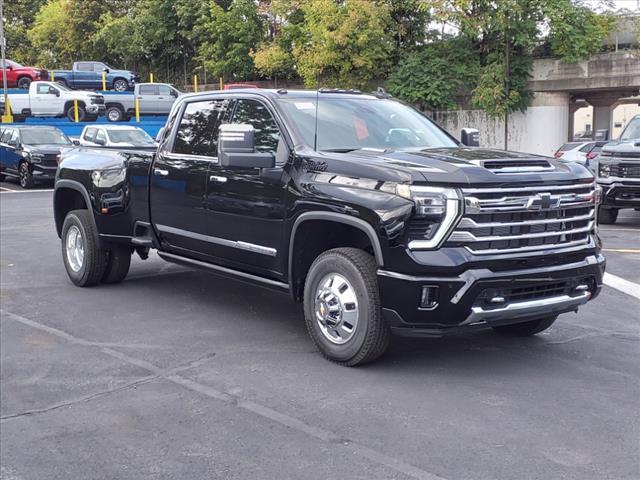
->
xmin=17 ymin=75 xmax=31 ymax=83
xmin=105 ymin=103 xmax=124 ymax=110
xmin=290 ymin=220 xmax=377 ymax=302
xmin=54 ymin=188 xmax=88 ymax=237
xmin=64 ymin=100 xmax=86 ymax=111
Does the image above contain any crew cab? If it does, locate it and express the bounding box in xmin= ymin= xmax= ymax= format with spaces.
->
xmin=79 ymin=125 xmax=157 ymax=149
xmin=1 ymin=126 xmax=72 ymax=188
xmin=53 ymin=62 xmax=139 ymax=92
xmin=53 ymin=89 xmax=605 ymax=365
xmin=596 ymin=114 xmax=640 ymax=223
xmin=101 ymin=83 xmax=182 ymax=122
xmin=1 ymin=59 xmax=49 ymax=89
xmin=7 ymin=81 xmax=105 ymax=121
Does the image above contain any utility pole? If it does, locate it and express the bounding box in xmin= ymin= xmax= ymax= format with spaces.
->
xmin=0 ymin=0 xmax=11 ymax=123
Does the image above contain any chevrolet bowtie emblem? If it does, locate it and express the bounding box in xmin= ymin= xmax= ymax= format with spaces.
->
xmin=526 ymin=193 xmax=558 ymax=210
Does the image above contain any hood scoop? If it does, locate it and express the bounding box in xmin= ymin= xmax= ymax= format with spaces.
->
xmin=471 ymin=158 xmax=554 ymax=174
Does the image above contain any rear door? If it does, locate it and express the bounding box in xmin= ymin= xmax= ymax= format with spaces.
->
xmin=3 ymin=129 xmax=23 ymax=174
xmin=149 ymin=97 xmax=233 ymax=257
xmin=204 ymin=96 xmax=289 ymax=276
xmin=137 ymin=85 xmax=159 ymax=114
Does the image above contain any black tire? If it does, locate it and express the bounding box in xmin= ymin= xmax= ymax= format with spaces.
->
xmin=101 ymin=245 xmax=132 ymax=284
xmin=303 ymin=248 xmax=390 ymax=366
xmin=106 ymin=106 xmax=124 ymax=122
xmin=17 ymin=76 xmax=32 ymax=89
xmin=66 ymin=104 xmax=86 ymax=122
xmin=18 ymin=162 xmax=35 ymax=189
xmin=492 ymin=315 xmax=558 ymax=336
xmin=61 ymin=210 xmax=107 ymax=287
xmin=598 ymin=206 xmax=618 ymax=224
xmin=113 ymin=79 xmax=128 ymax=92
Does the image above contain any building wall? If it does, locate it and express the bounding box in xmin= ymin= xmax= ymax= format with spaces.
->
xmin=432 ymin=92 xmax=569 ymax=157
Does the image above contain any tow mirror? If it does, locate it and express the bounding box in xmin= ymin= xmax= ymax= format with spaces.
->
xmin=95 ymin=137 xmax=106 ymax=146
xmin=72 ymin=139 xmax=80 ymax=146
xmin=48 ymin=86 xmax=60 ymax=97
xmin=103 ymin=68 xmax=110 ymax=74
xmin=218 ymin=124 xmax=275 ymax=169
xmin=461 ymin=128 xmax=480 ymax=147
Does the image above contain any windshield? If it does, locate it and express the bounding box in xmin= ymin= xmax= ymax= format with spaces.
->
xmin=107 ymin=129 xmax=154 ymax=145
xmin=277 ymin=96 xmax=457 ymax=151
xmin=21 ymin=128 xmax=71 ymax=145
xmin=3 ymin=60 xmax=22 ymax=68
xmin=620 ymin=117 xmax=640 ymax=141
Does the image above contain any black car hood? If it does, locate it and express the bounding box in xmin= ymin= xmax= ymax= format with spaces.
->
xmin=23 ymin=144 xmax=71 ymax=155
xmin=327 ymin=147 xmax=593 ymax=185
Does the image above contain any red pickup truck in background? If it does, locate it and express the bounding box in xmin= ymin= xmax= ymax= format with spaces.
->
xmin=1 ymin=60 xmax=49 ymax=89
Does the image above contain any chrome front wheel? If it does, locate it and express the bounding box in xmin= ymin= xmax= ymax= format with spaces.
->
xmin=315 ymin=273 xmax=359 ymax=345
xmin=65 ymin=225 xmax=85 ymax=272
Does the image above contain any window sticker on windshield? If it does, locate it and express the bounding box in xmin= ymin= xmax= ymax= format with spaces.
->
xmin=294 ymin=102 xmax=315 ymax=110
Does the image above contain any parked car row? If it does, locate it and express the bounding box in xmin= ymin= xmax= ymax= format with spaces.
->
xmin=0 ymin=125 xmax=157 ymax=188
xmin=4 ymin=81 xmax=181 ymax=123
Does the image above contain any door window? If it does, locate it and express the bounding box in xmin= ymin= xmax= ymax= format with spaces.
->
xmin=230 ymin=99 xmax=280 ymax=153
xmin=139 ymin=85 xmax=157 ymax=95
xmin=172 ymin=99 xmax=232 ymax=157
xmin=620 ymin=117 xmax=640 ymax=141
xmin=8 ymin=130 xmax=20 ymax=147
xmin=76 ymin=63 xmax=93 ymax=72
xmin=158 ymin=85 xmax=172 ymax=96
xmin=37 ymin=84 xmax=54 ymax=95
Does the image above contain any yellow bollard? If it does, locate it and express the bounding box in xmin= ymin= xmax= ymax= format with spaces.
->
xmin=74 ymin=99 xmax=79 ymax=122
xmin=1 ymin=97 xmax=14 ymax=123
xmin=193 ymin=75 xmax=198 ymax=93
xmin=219 ymin=77 xmax=223 ymax=90
xmin=135 ymin=97 xmax=140 ymax=122
xmin=102 ymin=70 xmax=107 ymax=91
xmin=50 ymin=70 xmax=55 ymax=82
xmin=150 ymin=72 xmax=154 ymax=83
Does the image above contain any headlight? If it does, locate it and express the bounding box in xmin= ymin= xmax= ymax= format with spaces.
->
xmin=402 ymin=186 xmax=462 ymax=249
xmin=598 ymin=163 xmax=610 ymax=178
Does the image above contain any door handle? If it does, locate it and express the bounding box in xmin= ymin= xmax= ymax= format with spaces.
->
xmin=209 ymin=175 xmax=227 ymax=183
xmin=154 ymin=168 xmax=169 ymax=176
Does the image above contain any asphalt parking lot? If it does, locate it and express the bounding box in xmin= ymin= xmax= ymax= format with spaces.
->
xmin=1 ymin=187 xmax=639 ymax=480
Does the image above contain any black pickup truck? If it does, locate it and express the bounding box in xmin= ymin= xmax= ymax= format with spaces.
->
xmin=54 ymin=89 xmax=605 ymax=365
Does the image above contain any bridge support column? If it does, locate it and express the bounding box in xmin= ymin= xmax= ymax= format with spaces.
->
xmin=587 ymin=94 xmax=620 ymax=140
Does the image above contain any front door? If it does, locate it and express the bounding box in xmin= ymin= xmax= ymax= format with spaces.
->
xmin=205 ymin=97 xmax=289 ymax=278
xmin=149 ymin=97 xmax=233 ymax=258
xmin=137 ymin=84 xmax=159 ymax=114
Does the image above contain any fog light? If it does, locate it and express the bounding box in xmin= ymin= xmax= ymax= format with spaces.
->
xmin=420 ymin=286 xmax=439 ymax=309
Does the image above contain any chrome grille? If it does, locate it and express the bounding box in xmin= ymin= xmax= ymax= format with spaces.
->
xmin=446 ymin=183 xmax=596 ymax=254
xmin=609 ymin=163 xmax=640 ymax=179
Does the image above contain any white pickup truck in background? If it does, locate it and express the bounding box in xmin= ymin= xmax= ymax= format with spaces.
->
xmin=7 ymin=81 xmax=105 ymax=122
xmin=102 ymin=83 xmax=182 ymax=122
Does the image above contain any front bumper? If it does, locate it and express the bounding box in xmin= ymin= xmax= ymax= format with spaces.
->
xmin=86 ymin=105 xmax=106 ymax=114
xmin=378 ymin=253 xmax=605 ymax=337
xmin=598 ymin=180 xmax=640 ymax=208
xmin=32 ymin=165 xmax=57 ymax=181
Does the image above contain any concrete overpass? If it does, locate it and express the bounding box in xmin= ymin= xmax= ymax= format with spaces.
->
xmin=528 ymin=51 xmax=640 ymax=140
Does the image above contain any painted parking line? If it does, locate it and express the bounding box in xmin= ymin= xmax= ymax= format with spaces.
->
xmin=603 ymin=273 xmax=640 ymax=300
xmin=0 ymin=188 xmax=53 ymax=193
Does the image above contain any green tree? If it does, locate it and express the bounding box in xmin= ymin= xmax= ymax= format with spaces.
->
xmin=3 ymin=0 xmax=48 ymax=64
xmin=186 ymin=0 xmax=266 ymax=81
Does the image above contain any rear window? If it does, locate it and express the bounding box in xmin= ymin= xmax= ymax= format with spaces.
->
xmin=578 ymin=143 xmax=595 ymax=153
xmin=558 ymin=143 xmax=580 ymax=152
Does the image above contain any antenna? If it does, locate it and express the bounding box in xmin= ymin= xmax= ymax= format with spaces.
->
xmin=313 ymin=78 xmax=320 ymax=151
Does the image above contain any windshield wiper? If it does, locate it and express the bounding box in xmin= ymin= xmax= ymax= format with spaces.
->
xmin=321 ymin=147 xmax=389 ymax=154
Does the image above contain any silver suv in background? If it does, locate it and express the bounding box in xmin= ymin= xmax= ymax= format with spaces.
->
xmin=596 ymin=115 xmax=640 ymax=224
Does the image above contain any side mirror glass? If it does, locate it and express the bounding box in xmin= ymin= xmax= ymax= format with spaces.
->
xmin=218 ymin=124 xmax=275 ymax=169
xmin=48 ymin=87 xmax=59 ymax=96
xmin=461 ymin=128 xmax=480 ymax=147
xmin=72 ymin=139 xmax=80 ymax=146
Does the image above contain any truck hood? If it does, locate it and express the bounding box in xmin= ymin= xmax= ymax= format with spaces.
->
xmin=23 ymin=144 xmax=72 ymax=155
xmin=321 ymin=147 xmax=594 ymax=185
xmin=602 ymin=138 xmax=640 ymax=154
